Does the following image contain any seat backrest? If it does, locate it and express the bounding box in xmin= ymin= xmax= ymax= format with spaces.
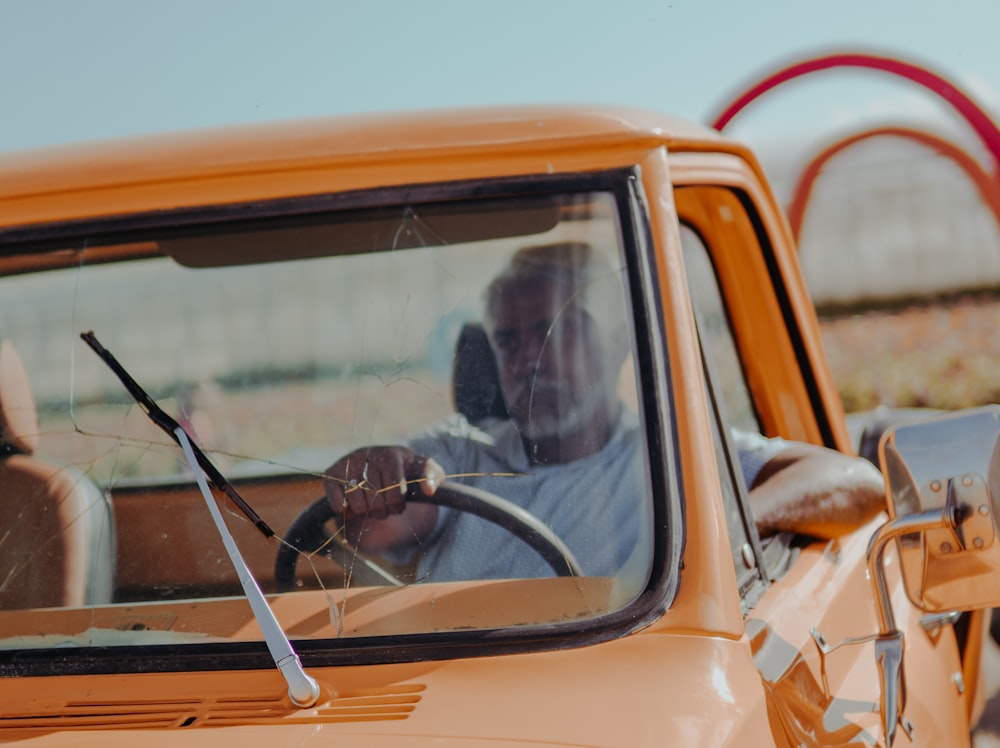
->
xmin=451 ymin=323 xmax=508 ymax=424
xmin=0 ymin=340 xmax=115 ymax=609
xmin=854 ymin=406 xmax=944 ymax=466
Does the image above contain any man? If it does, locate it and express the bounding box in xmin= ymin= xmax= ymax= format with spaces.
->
xmin=324 ymin=242 xmax=885 ymax=581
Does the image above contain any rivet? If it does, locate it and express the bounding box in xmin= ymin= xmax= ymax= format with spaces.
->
xmin=974 ymin=537 xmax=985 ymax=549
xmin=930 ymin=480 xmax=942 ymax=492
xmin=940 ymin=542 xmax=953 ymax=553
xmin=980 ymin=505 xmax=990 ymax=516
xmin=963 ymin=475 xmax=974 ymax=487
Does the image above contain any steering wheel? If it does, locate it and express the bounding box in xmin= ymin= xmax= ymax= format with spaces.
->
xmin=274 ymin=481 xmax=583 ymax=591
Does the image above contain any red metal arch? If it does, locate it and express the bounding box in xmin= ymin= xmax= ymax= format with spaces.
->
xmin=710 ymin=52 xmax=1000 ymax=178
xmin=787 ymin=126 xmax=1000 ymax=241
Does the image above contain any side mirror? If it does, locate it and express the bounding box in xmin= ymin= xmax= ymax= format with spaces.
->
xmin=865 ymin=405 xmax=1000 ymax=745
xmin=879 ymin=404 xmax=1000 ymax=614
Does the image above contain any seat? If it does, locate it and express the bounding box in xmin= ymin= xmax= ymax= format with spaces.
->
xmin=0 ymin=340 xmax=115 ymax=608
xmin=451 ymin=323 xmax=508 ymax=423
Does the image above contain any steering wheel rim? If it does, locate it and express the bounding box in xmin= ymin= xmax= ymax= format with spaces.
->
xmin=274 ymin=481 xmax=583 ymax=592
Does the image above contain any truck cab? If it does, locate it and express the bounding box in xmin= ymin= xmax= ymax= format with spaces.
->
xmin=0 ymin=105 xmax=993 ymax=746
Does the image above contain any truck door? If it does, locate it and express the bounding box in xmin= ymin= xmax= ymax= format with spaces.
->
xmin=674 ymin=181 xmax=970 ymax=745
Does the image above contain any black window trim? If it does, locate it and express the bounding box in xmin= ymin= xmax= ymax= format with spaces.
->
xmin=733 ymin=191 xmax=839 ymax=449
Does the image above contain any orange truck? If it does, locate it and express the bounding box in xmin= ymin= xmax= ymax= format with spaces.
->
xmin=0 ymin=105 xmax=998 ymax=746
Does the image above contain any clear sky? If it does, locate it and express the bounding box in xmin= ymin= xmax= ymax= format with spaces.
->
xmin=3 ymin=0 xmax=1000 ymax=156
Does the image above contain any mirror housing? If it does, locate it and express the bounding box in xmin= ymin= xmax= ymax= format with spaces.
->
xmin=879 ymin=405 xmax=1000 ymax=614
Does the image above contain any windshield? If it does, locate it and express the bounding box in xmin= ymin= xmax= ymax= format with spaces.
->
xmin=0 ymin=185 xmax=660 ymax=658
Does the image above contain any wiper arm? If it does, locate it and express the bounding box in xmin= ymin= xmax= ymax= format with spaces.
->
xmin=81 ymin=331 xmax=273 ymax=538
xmin=175 ymin=427 xmax=321 ymax=707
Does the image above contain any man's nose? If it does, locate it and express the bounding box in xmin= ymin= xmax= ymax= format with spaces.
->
xmin=510 ymin=334 xmax=547 ymax=377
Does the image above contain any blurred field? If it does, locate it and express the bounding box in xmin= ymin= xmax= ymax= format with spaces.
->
xmin=819 ymin=291 xmax=1000 ymax=414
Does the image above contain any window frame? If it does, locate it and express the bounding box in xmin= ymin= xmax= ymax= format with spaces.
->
xmin=674 ymin=187 xmax=808 ymax=599
xmin=0 ymin=168 xmax=683 ymax=676
xmin=678 ymin=222 xmax=768 ymax=597
xmin=669 ymin=158 xmax=848 ymax=451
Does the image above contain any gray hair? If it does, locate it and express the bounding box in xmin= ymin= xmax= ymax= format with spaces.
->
xmin=484 ymin=242 xmax=629 ymax=349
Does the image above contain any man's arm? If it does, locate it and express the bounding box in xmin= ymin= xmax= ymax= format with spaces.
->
xmin=747 ymin=442 xmax=886 ymax=539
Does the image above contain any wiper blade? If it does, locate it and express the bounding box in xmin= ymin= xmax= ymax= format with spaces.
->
xmin=81 ymin=331 xmax=273 ymax=538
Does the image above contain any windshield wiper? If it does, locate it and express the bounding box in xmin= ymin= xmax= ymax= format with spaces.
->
xmin=81 ymin=331 xmax=272 ymax=538
xmin=82 ymin=331 xmax=321 ymax=707
xmin=175 ymin=427 xmax=321 ymax=706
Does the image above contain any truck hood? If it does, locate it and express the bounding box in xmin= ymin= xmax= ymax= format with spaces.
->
xmin=0 ymin=633 xmax=784 ymax=747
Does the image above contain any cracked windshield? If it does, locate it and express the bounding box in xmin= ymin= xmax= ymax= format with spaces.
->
xmin=0 ymin=189 xmax=656 ymax=650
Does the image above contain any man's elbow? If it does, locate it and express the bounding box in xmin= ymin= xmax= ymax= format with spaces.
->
xmin=754 ymin=450 xmax=887 ymax=539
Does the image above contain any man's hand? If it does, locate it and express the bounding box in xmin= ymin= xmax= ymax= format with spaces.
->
xmin=323 ymin=446 xmax=444 ymax=553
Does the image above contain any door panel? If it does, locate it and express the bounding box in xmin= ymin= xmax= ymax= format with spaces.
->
xmin=676 ymin=182 xmax=970 ymax=745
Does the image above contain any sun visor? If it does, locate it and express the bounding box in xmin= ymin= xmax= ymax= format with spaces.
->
xmin=162 ymin=199 xmax=563 ymax=268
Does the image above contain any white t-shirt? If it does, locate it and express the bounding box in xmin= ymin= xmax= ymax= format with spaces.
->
xmin=402 ymin=416 xmax=787 ymax=582
xmin=407 ymin=411 xmax=649 ymax=582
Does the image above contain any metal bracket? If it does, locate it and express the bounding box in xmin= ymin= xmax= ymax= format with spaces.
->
xmin=919 ymin=610 xmax=961 ymax=642
xmin=811 ymin=627 xmax=880 ymax=656
xmin=810 ymin=627 xmax=881 ymax=702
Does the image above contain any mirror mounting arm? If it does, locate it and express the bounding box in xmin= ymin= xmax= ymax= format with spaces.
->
xmin=867 ymin=509 xmax=949 ymax=634
xmin=866 ymin=509 xmax=949 ymax=747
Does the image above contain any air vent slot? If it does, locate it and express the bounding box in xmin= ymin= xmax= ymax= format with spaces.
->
xmin=1 ymin=684 xmax=425 ymax=731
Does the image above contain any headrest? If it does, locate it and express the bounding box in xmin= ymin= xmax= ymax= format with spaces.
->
xmin=0 ymin=340 xmax=39 ymax=456
xmin=452 ymin=323 xmax=508 ymax=423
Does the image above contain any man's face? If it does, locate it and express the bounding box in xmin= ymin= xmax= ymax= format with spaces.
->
xmin=487 ymin=277 xmax=619 ymax=442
